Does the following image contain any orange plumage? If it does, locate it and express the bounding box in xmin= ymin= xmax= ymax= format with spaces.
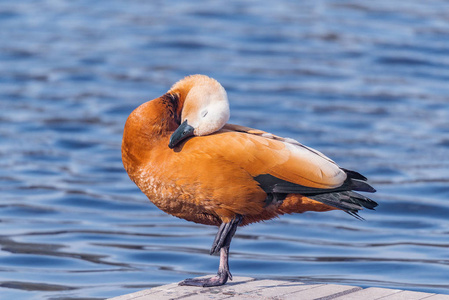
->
xmin=122 ymin=74 xmax=377 ymax=287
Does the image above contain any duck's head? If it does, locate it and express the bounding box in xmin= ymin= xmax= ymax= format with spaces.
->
xmin=168 ymin=75 xmax=230 ymax=149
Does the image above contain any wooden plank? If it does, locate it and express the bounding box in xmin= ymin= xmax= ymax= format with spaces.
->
xmin=107 ymin=277 xmax=449 ymax=300
xmin=179 ymin=279 xmax=294 ymax=300
xmin=381 ymin=290 xmax=437 ymax=300
xmin=333 ymin=287 xmax=403 ymax=299
xmin=286 ymin=284 xmax=361 ymax=300
xmin=108 ymin=276 xmax=255 ymax=300
xmin=423 ymin=295 xmax=449 ymax=300
xmin=234 ymin=282 xmax=322 ymax=299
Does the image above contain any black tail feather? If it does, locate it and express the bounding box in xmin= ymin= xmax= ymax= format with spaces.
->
xmin=308 ymin=190 xmax=377 ymax=219
xmin=346 ymin=210 xmax=365 ymax=221
xmin=345 ymin=191 xmax=378 ymax=210
xmin=254 ymin=169 xmax=378 ymax=220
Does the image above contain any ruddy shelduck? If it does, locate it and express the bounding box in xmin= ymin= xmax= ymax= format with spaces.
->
xmin=122 ymin=74 xmax=377 ymax=287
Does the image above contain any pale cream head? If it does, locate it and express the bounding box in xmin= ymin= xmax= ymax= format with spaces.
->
xmin=172 ymin=75 xmax=230 ymax=136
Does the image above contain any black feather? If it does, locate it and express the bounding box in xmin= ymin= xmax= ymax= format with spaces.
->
xmin=350 ymin=179 xmax=376 ymax=193
xmin=253 ymin=169 xmax=377 ymax=219
xmin=341 ymin=168 xmax=367 ymax=181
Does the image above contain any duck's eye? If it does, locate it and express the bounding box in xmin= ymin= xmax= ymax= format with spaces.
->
xmin=201 ymin=110 xmax=208 ymax=118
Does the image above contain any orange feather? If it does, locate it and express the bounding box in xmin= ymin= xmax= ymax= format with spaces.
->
xmin=121 ymin=76 xmax=353 ymax=227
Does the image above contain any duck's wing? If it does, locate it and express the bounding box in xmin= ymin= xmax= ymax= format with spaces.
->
xmin=219 ymin=123 xmax=377 ymax=215
xmin=221 ymin=123 xmax=346 ymax=189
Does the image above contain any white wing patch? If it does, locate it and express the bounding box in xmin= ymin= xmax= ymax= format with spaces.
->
xmin=284 ymin=142 xmax=346 ymax=187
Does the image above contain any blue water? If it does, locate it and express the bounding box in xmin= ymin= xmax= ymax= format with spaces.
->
xmin=1 ymin=0 xmax=449 ymax=299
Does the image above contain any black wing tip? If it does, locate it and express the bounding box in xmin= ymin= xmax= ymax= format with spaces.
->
xmin=342 ymin=168 xmax=376 ymax=193
xmin=342 ymin=168 xmax=368 ymax=181
xmin=350 ymin=179 xmax=376 ymax=193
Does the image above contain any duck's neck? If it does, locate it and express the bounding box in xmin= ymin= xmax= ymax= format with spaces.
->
xmin=159 ymin=92 xmax=184 ymax=128
xmin=122 ymin=95 xmax=179 ymax=169
xmin=168 ymin=76 xmax=199 ymax=118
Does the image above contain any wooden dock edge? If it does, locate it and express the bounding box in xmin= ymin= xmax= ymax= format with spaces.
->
xmin=108 ymin=276 xmax=449 ymax=300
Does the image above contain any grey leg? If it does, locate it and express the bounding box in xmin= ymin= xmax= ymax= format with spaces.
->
xmin=179 ymin=215 xmax=242 ymax=287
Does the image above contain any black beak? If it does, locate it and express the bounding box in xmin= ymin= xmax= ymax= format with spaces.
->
xmin=169 ymin=120 xmax=195 ymax=149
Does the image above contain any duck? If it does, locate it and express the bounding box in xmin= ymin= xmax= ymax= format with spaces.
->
xmin=121 ymin=74 xmax=377 ymax=287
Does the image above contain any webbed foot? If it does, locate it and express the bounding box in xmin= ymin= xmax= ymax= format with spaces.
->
xmin=178 ymin=274 xmax=228 ymax=287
